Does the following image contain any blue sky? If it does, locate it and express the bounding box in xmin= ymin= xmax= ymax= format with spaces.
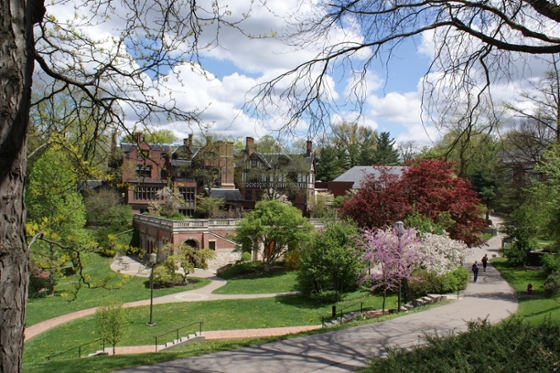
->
xmin=45 ymin=0 xmax=544 ymax=149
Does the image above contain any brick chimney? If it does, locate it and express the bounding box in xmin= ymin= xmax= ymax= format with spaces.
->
xmin=246 ymin=137 xmax=255 ymax=156
xmin=306 ymin=140 xmax=312 ymax=157
xmin=134 ymin=132 xmax=142 ymax=143
xmin=183 ymin=134 xmax=194 ymax=152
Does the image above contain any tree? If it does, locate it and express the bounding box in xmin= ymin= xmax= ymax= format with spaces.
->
xmin=316 ymin=145 xmax=345 ymax=181
xmin=195 ymin=195 xmax=226 ymax=218
xmin=308 ymin=191 xmax=336 ymax=219
xmin=2 ymin=1 xmax=247 ymax=369
xmin=371 ymin=132 xmax=399 ymax=166
xmin=235 ymin=200 xmax=312 ymax=271
xmin=419 ymin=233 xmax=472 ymax=276
xmin=298 ymin=220 xmax=363 ymax=301
xmin=121 ymin=129 xmax=178 ymax=145
xmin=95 ymin=302 xmax=127 ymax=356
xmin=340 ymin=160 xmax=485 ymax=246
xmin=26 ymin=149 xmax=91 ymax=295
xmin=251 ymin=0 xmax=560 ymax=137
xmin=359 ymin=227 xmax=425 ymax=313
xmin=154 ymin=243 xmax=216 ymax=285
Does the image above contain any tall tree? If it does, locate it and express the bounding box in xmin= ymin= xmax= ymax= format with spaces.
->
xmin=235 ymin=200 xmax=312 ymax=271
xmin=121 ymin=129 xmax=178 ymax=145
xmin=340 ymin=160 xmax=485 ymax=246
xmin=26 ymin=149 xmax=90 ymax=295
xmin=316 ymin=145 xmax=345 ymax=181
xmin=297 ymin=220 xmax=363 ymax=300
xmin=1 ymin=2 xmax=248 ymax=370
xmin=371 ymin=132 xmax=399 ymax=166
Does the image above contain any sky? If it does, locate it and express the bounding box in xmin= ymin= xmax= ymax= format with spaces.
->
xmin=43 ymin=0 xmax=552 ymax=149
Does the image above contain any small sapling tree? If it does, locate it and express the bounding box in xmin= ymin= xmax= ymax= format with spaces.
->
xmin=95 ymin=302 xmax=127 ymax=355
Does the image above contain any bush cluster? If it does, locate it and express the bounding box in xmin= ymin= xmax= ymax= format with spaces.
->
xmin=366 ymin=317 xmax=560 ymax=373
xmin=409 ymin=267 xmax=469 ymax=296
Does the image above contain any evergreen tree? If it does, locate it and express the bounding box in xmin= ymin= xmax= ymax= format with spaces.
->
xmin=372 ymin=132 xmax=400 ymax=165
xmin=316 ymin=145 xmax=344 ymax=181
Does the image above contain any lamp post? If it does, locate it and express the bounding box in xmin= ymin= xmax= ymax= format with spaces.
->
xmin=147 ymin=252 xmax=157 ymax=326
xmin=395 ymin=220 xmax=404 ymax=313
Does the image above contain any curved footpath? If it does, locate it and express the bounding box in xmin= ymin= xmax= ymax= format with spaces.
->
xmin=24 ymin=266 xmax=301 ymax=342
xmin=112 ymin=231 xmax=518 ymax=373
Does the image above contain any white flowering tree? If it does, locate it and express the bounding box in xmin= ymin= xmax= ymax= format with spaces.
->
xmin=419 ymin=233 xmax=473 ymax=276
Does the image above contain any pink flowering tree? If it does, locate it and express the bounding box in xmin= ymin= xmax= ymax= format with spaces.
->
xmin=359 ymin=227 xmax=427 ymax=312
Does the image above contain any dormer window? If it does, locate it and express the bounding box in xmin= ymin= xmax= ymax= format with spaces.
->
xmin=136 ymin=165 xmax=152 ymax=178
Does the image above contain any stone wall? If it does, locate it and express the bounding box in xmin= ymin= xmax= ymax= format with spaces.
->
xmin=208 ymin=251 xmax=241 ymax=269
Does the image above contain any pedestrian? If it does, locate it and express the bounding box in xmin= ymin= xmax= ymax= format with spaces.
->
xmin=481 ymin=254 xmax=488 ymax=272
xmin=472 ymin=261 xmax=479 ymax=282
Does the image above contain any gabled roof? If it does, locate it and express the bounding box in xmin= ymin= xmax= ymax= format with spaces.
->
xmin=120 ymin=143 xmax=176 ymax=154
xmin=210 ymin=188 xmax=244 ymax=202
xmin=334 ymin=166 xmax=404 ymax=188
xmin=239 ymin=151 xmax=314 ymax=172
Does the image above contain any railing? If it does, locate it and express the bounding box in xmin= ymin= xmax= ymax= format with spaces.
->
xmin=321 ymin=301 xmax=376 ymax=326
xmin=135 ymin=215 xmax=241 ymax=230
xmin=46 ymin=338 xmax=105 ymax=360
xmin=153 ymin=321 xmax=203 ymax=352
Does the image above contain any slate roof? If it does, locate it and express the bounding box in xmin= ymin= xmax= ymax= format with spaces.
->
xmin=120 ymin=143 xmax=176 ymax=153
xmin=333 ymin=166 xmax=405 ymax=188
xmin=210 ymin=188 xmax=244 ymax=202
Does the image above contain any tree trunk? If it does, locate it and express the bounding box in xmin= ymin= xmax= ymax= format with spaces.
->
xmin=0 ymin=0 xmax=39 ymax=371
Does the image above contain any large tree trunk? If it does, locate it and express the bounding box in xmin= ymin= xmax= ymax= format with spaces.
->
xmin=0 ymin=0 xmax=39 ymax=371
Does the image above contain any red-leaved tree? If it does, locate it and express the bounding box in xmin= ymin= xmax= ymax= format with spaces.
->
xmin=340 ymin=159 xmax=485 ymax=246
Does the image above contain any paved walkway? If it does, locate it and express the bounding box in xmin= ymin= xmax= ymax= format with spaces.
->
xmin=24 ymin=266 xmax=298 ymax=341
xmin=112 ymin=223 xmax=517 ymax=372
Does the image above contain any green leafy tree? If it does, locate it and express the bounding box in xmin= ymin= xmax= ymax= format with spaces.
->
xmin=84 ymin=188 xmax=133 ymax=227
xmin=153 ymin=243 xmax=215 ymax=285
xmin=26 ymin=149 xmax=91 ymax=295
xmin=121 ymin=129 xmax=178 ymax=144
xmin=371 ymin=132 xmax=399 ymax=166
xmin=297 ymin=220 xmax=363 ymax=301
xmin=195 ymin=195 xmax=226 ymax=218
xmin=95 ymin=302 xmax=127 ymax=355
xmin=235 ymin=200 xmax=312 ymax=271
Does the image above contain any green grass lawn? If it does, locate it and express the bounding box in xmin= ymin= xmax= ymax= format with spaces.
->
xmin=26 ymin=252 xmax=210 ymax=326
xmin=213 ymin=270 xmax=298 ymax=294
xmin=24 ymin=293 xmax=396 ymax=364
xmin=492 ymin=258 xmax=560 ymax=324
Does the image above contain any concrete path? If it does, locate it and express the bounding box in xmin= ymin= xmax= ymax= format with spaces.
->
xmin=24 ymin=267 xmax=297 ymax=341
xmin=112 ymin=225 xmax=517 ymax=373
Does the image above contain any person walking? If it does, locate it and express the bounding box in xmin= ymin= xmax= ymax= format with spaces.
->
xmin=472 ymin=261 xmax=479 ymax=282
xmin=481 ymin=254 xmax=488 ymax=272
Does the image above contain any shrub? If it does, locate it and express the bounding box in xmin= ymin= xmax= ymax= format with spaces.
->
xmin=366 ymin=317 xmax=560 ymax=373
xmin=544 ymin=270 xmax=560 ymax=298
xmin=542 ymin=253 xmax=560 ymax=276
xmin=28 ymin=264 xmax=51 ymax=297
xmin=409 ymin=267 xmax=469 ymax=296
xmin=284 ymin=249 xmax=301 ymax=270
xmin=240 ymin=251 xmax=251 ymax=262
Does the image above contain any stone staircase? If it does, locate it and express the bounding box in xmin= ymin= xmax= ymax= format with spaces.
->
xmin=323 ymin=294 xmax=447 ymax=327
xmin=157 ymin=332 xmax=205 ymax=351
xmin=400 ymin=294 xmax=447 ymax=311
xmin=86 ymin=332 xmax=205 ymax=357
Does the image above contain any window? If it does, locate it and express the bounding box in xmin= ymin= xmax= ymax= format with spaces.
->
xmin=209 ymin=241 xmax=216 ymax=251
xmin=136 ymin=165 xmax=152 ymax=178
xmin=256 ymin=190 xmax=262 ymax=201
xmin=133 ymin=186 xmax=163 ymax=200
xmin=178 ymin=187 xmax=195 ymax=207
xmin=245 ymin=190 xmax=252 ymax=200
